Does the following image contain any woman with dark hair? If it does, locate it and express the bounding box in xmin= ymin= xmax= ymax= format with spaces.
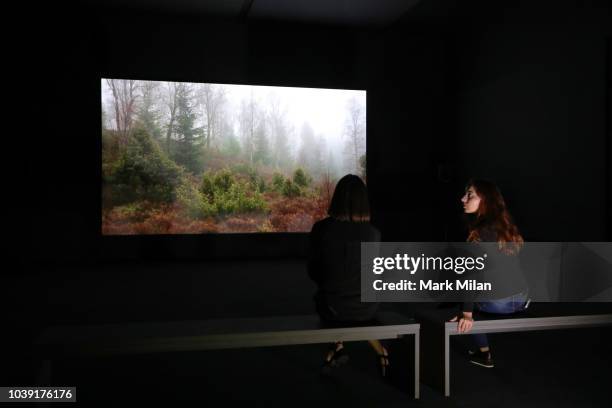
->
xmin=450 ymin=178 xmax=529 ymax=368
xmin=307 ymin=174 xmax=388 ymax=376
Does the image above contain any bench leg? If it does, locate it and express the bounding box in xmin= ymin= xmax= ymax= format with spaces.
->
xmin=420 ymin=319 xmax=446 ymax=396
xmin=414 ymin=331 xmax=420 ymax=399
xmin=444 ymin=330 xmax=450 ymax=397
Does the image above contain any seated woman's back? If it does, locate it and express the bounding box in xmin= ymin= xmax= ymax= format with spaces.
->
xmin=307 ymin=174 xmax=380 ymax=322
xmin=309 ymin=217 xmax=380 ymax=297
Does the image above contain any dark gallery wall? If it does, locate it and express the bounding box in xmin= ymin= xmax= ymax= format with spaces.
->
xmin=6 ymin=0 xmax=451 ymax=346
xmin=445 ymin=0 xmax=612 ymax=241
xmin=3 ymin=7 xmax=450 ymax=387
xmin=6 ymin=1 xmax=611 ymax=324
xmin=14 ymin=2 xmax=452 ymax=268
xmin=608 ymin=36 xmax=611 ymax=240
xmin=3 ymin=0 xmax=611 ymax=387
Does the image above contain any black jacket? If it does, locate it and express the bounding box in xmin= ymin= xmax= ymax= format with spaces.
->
xmin=307 ymin=217 xmax=381 ymax=321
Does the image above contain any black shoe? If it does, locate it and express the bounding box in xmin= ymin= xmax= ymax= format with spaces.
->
xmin=469 ymin=349 xmax=494 ymax=368
xmin=321 ymin=343 xmax=349 ymax=375
xmin=377 ymin=347 xmax=390 ymax=378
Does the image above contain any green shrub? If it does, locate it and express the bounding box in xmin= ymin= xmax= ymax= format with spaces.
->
xmin=251 ymin=173 xmax=266 ymax=193
xmin=200 ymin=173 xmax=215 ymax=200
xmin=113 ymin=202 xmax=148 ymax=222
xmin=215 ymin=170 xmax=235 ymax=193
xmin=272 ymin=173 xmax=285 ymax=192
xmin=282 ymin=179 xmax=301 ymax=198
xmin=201 ymin=168 xmax=236 ymax=198
xmin=199 ymin=168 xmax=268 ymax=216
xmin=229 ymin=164 xmax=266 ymax=192
xmin=213 ymin=180 xmax=267 ymax=214
xmin=176 ymin=178 xmax=215 ymax=219
xmin=293 ymin=168 xmax=312 ymax=188
xmin=107 ymin=127 xmax=182 ymax=205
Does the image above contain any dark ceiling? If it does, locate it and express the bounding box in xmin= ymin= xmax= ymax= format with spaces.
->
xmin=81 ymin=0 xmax=424 ymax=27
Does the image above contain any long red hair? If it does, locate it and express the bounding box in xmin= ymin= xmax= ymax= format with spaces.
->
xmin=465 ymin=179 xmax=523 ymax=254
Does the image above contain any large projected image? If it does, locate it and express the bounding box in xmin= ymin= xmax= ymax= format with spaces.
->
xmin=101 ymin=79 xmax=366 ymax=234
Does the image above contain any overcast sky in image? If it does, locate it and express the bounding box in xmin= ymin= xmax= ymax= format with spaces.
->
xmin=223 ymin=83 xmax=365 ymax=150
xmin=101 ymin=79 xmax=366 ymax=161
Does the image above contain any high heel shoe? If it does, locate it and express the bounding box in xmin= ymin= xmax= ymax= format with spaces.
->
xmin=377 ymin=347 xmax=390 ymax=378
xmin=321 ymin=342 xmax=349 ymax=375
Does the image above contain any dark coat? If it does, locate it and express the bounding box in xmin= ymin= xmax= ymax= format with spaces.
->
xmin=307 ymin=217 xmax=381 ymax=322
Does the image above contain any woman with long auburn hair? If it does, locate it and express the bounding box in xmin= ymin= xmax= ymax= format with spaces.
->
xmin=463 ymin=179 xmax=524 ymax=255
xmin=450 ymin=179 xmax=529 ymax=368
xmin=307 ymin=174 xmax=389 ymax=377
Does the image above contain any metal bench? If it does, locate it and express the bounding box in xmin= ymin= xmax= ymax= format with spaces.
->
xmin=419 ymin=306 xmax=612 ymax=396
xmin=34 ymin=311 xmax=421 ymax=399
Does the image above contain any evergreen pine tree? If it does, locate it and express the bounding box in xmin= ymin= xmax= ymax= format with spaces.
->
xmin=172 ymin=84 xmax=202 ymax=174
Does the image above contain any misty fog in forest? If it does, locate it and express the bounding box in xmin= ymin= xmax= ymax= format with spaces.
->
xmin=101 ymin=79 xmax=366 ymax=234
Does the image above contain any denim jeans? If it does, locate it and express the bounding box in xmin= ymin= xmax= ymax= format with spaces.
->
xmin=473 ymin=292 xmax=529 ymax=349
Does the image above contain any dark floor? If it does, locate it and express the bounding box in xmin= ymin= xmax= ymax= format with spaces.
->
xmin=3 ymin=261 xmax=612 ymax=407
xmin=5 ymin=323 xmax=611 ymax=407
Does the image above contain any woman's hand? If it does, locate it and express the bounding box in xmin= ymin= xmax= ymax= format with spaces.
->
xmin=449 ymin=312 xmax=474 ymax=333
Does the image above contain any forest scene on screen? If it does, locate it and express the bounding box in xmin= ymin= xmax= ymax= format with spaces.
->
xmin=102 ymin=79 xmax=366 ymax=234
